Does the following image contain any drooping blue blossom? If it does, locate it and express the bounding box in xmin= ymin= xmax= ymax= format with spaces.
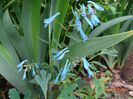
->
xmin=84 ymin=16 xmax=94 ymax=29
xmin=22 ymin=69 xmax=27 ymax=80
xmin=81 ymin=4 xmax=86 ymax=17
xmin=88 ymin=1 xmax=104 ymax=11
xmin=52 ymin=47 xmax=69 ymax=61
xmin=81 ymin=4 xmax=94 ymax=29
xmin=54 ymin=68 xmax=63 ymax=84
xmin=17 ymin=59 xmax=28 ymax=72
xmin=32 ymin=68 xmax=36 ymax=76
xmin=44 ymin=12 xmax=60 ymax=28
xmin=79 ymin=28 xmax=88 ymax=42
xmin=61 ymin=59 xmax=71 ymax=81
xmin=82 ymin=57 xmax=93 ymax=77
xmin=74 ymin=11 xmax=88 ymax=41
xmin=87 ymin=5 xmax=94 ymax=14
xmin=91 ymin=13 xmax=100 ymax=26
xmin=75 ymin=11 xmax=81 ymax=31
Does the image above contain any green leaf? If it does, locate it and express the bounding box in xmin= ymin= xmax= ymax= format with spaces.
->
xmin=0 ymin=45 xmax=29 ymax=94
xmin=52 ymin=0 xmax=70 ymax=48
xmin=22 ymin=0 xmax=41 ymax=61
xmin=35 ymin=70 xmax=51 ymax=99
xmin=8 ymin=88 xmax=20 ymax=99
xmin=89 ymin=16 xmax=133 ymax=37
xmin=57 ymin=83 xmax=77 ymax=99
xmin=68 ymin=30 xmax=133 ymax=58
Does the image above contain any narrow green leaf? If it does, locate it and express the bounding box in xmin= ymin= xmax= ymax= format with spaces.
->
xmin=52 ymin=0 xmax=70 ymax=48
xmin=89 ymin=16 xmax=133 ymax=37
xmin=68 ymin=30 xmax=133 ymax=58
xmin=22 ymin=0 xmax=41 ymax=61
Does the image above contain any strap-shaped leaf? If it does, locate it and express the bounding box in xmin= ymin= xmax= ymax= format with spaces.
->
xmin=68 ymin=30 xmax=133 ymax=58
xmin=89 ymin=15 xmax=133 ymax=37
xmin=35 ymin=70 xmax=51 ymax=99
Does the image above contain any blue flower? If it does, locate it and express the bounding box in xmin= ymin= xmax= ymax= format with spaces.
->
xmin=22 ymin=69 xmax=27 ymax=80
xmin=87 ymin=5 xmax=94 ymax=14
xmin=54 ymin=68 xmax=63 ymax=84
xmin=82 ymin=57 xmax=93 ymax=77
xmin=88 ymin=1 xmax=104 ymax=11
xmin=91 ymin=13 xmax=100 ymax=26
xmin=84 ymin=16 xmax=94 ymax=29
xmin=81 ymin=4 xmax=86 ymax=17
xmin=79 ymin=28 xmax=88 ymax=42
xmin=44 ymin=12 xmax=60 ymax=28
xmin=52 ymin=47 xmax=69 ymax=61
xmin=75 ymin=11 xmax=81 ymax=31
xmin=61 ymin=59 xmax=71 ymax=81
xmin=17 ymin=60 xmax=28 ymax=72
xmin=32 ymin=68 xmax=36 ymax=76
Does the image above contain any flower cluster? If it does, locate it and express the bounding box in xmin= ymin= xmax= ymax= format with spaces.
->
xmin=17 ymin=60 xmax=40 ymax=80
xmin=52 ymin=48 xmax=71 ymax=84
xmin=74 ymin=1 xmax=104 ymax=42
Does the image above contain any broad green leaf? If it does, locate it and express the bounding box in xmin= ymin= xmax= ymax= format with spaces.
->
xmin=0 ymin=45 xmax=29 ymax=94
xmin=35 ymin=70 xmax=51 ymax=99
xmin=3 ymin=10 xmax=29 ymax=59
xmin=89 ymin=16 xmax=133 ymax=37
xmin=68 ymin=30 xmax=133 ymax=58
xmin=52 ymin=0 xmax=70 ymax=48
xmin=22 ymin=0 xmax=41 ymax=61
xmin=57 ymin=83 xmax=77 ymax=99
xmin=9 ymin=88 xmax=20 ymax=99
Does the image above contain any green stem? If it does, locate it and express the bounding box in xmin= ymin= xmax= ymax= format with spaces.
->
xmin=4 ymin=0 xmax=15 ymax=10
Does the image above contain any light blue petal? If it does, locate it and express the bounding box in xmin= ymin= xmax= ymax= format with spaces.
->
xmin=22 ymin=70 xmax=27 ymax=80
xmin=81 ymin=4 xmax=86 ymax=17
xmin=75 ymin=12 xmax=81 ymax=31
xmin=44 ymin=12 xmax=60 ymax=28
xmin=87 ymin=5 xmax=94 ymax=14
xmin=79 ymin=28 xmax=88 ymax=42
xmin=57 ymin=50 xmax=69 ymax=61
xmin=52 ymin=47 xmax=69 ymax=60
xmin=87 ymin=68 xmax=93 ymax=77
xmin=84 ymin=16 xmax=94 ymax=29
xmin=88 ymin=1 xmax=104 ymax=11
xmin=32 ymin=68 xmax=36 ymax=76
xmin=18 ymin=66 xmax=23 ymax=72
xmin=93 ymin=14 xmax=100 ymax=23
xmin=82 ymin=57 xmax=90 ymax=70
xmin=61 ymin=59 xmax=71 ymax=81
xmin=17 ymin=59 xmax=28 ymax=68
xmin=91 ymin=14 xmax=100 ymax=26
xmin=54 ymin=68 xmax=63 ymax=84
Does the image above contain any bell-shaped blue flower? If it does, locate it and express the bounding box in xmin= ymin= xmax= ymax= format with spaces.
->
xmin=91 ymin=13 xmax=100 ymax=26
xmin=44 ymin=12 xmax=60 ymax=28
xmin=88 ymin=1 xmax=104 ymax=11
xmin=61 ymin=59 xmax=71 ymax=81
xmin=17 ymin=60 xmax=28 ymax=72
xmin=82 ymin=57 xmax=93 ymax=77
xmin=52 ymin=47 xmax=69 ymax=61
